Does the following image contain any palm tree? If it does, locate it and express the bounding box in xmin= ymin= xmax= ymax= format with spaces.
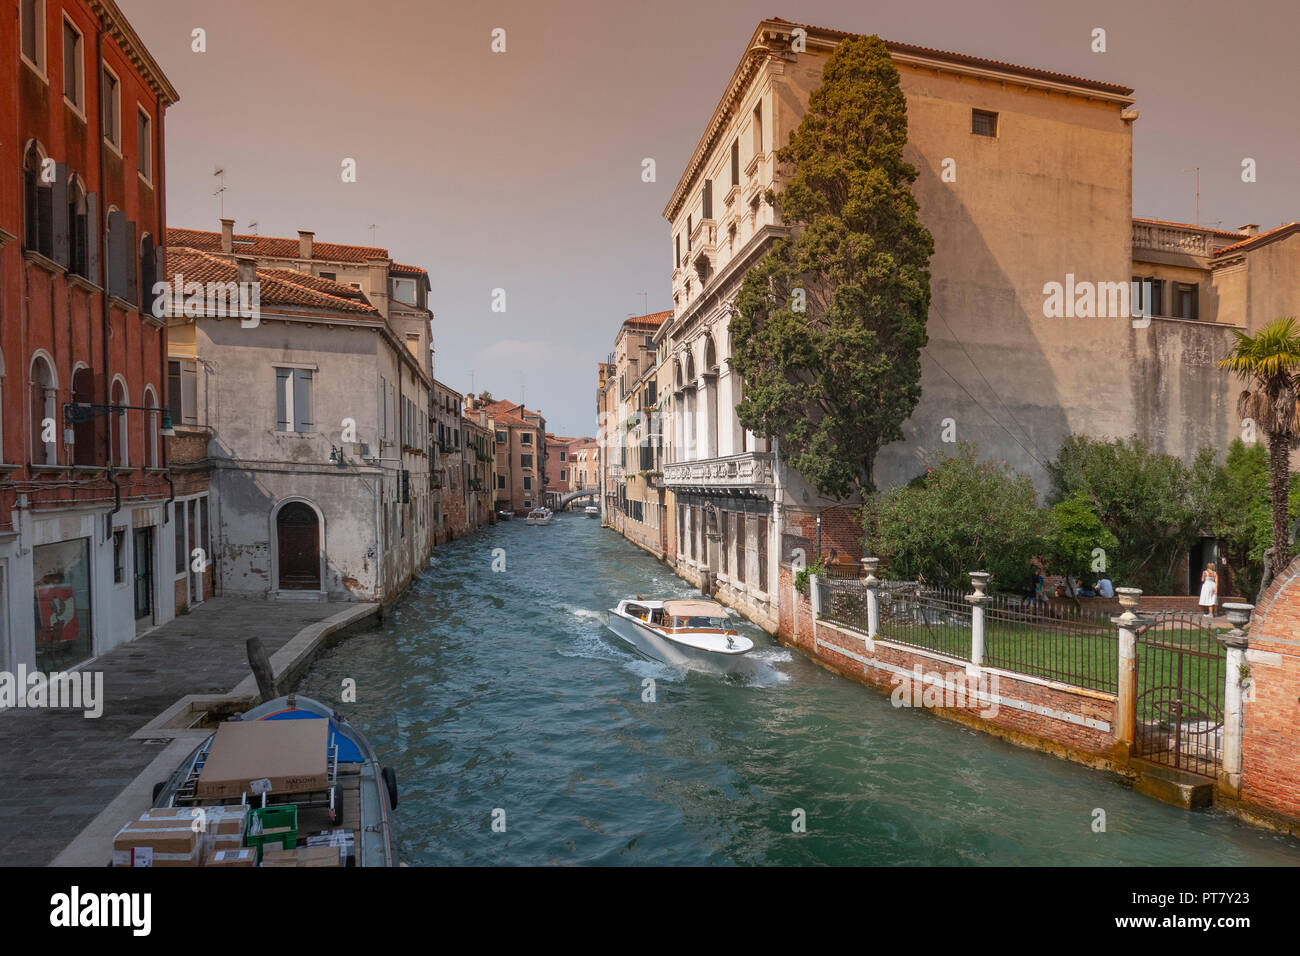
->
xmin=1217 ymin=317 xmax=1300 ymax=576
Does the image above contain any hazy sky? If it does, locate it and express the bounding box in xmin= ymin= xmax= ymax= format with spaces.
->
xmin=118 ymin=0 xmax=1300 ymax=436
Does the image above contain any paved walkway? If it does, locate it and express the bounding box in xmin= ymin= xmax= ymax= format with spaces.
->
xmin=0 ymin=597 xmax=355 ymax=867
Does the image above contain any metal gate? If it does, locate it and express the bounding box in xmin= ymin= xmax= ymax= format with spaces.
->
xmin=1134 ymin=611 xmax=1225 ymax=777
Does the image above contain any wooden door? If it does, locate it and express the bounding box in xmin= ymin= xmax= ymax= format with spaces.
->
xmin=277 ymin=503 xmax=320 ymax=590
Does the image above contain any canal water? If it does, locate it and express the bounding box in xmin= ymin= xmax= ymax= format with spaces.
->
xmin=297 ymin=515 xmax=1300 ymax=865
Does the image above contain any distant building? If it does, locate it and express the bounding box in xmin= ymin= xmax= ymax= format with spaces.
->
xmin=598 ymin=312 xmax=673 ymax=558
xmin=1 ymin=0 xmax=179 ymax=668
xmin=469 ymin=397 xmax=547 ymax=513
xmin=568 ymin=437 xmax=600 ymax=498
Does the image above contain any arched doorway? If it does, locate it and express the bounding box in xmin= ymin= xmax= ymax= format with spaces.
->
xmin=276 ymin=502 xmax=321 ymax=590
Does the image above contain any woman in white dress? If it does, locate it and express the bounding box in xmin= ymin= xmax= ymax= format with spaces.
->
xmin=1198 ymin=562 xmax=1219 ymax=620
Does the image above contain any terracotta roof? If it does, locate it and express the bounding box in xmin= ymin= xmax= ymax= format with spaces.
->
xmin=390 ymin=262 xmax=428 ymax=277
xmin=623 ymin=310 xmax=672 ymax=329
xmin=164 ymin=248 xmax=381 ymax=317
xmin=167 ymin=228 xmax=390 ymax=264
xmin=1132 ymin=217 xmax=1244 ymax=239
xmin=1213 ymin=222 xmax=1300 ymax=257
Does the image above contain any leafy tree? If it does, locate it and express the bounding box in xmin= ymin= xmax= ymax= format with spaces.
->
xmin=1217 ymin=317 xmax=1300 ymax=575
xmin=730 ymin=34 xmax=933 ymax=499
xmin=863 ymin=443 xmax=1041 ymax=589
xmin=1043 ymin=495 xmax=1119 ymax=598
xmin=1047 ymin=435 xmax=1207 ymax=592
xmin=1199 ymin=439 xmax=1300 ymax=597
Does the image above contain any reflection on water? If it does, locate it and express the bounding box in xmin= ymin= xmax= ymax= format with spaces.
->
xmin=298 ymin=516 xmax=1300 ymax=866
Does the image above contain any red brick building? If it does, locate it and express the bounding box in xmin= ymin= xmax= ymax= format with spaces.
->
xmin=1 ymin=0 xmax=179 ymax=669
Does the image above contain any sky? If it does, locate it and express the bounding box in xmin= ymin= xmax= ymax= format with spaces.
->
xmin=118 ymin=0 xmax=1300 ymax=437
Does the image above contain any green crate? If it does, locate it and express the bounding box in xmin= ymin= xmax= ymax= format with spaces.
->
xmin=246 ymin=805 xmax=298 ymax=859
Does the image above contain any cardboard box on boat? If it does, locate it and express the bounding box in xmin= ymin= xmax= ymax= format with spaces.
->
xmin=305 ymin=828 xmax=356 ymax=866
xmin=196 ymin=719 xmax=329 ymax=799
xmin=204 ymin=847 xmax=257 ymax=867
xmin=113 ymin=820 xmax=199 ymax=867
xmin=142 ymin=804 xmax=248 ymax=837
xmin=261 ymin=845 xmax=343 ymax=867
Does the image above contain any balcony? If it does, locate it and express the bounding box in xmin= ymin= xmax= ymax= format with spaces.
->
xmin=689 ymin=218 xmax=716 ymax=257
xmin=1131 ymin=222 xmax=1242 ymax=258
xmin=662 ymin=451 xmax=775 ymax=492
xmin=606 ymin=463 xmax=625 ymax=481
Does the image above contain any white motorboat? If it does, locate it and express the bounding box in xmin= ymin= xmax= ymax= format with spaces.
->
xmin=525 ymin=507 xmax=552 ymax=525
xmin=606 ymin=598 xmax=755 ymax=674
xmin=584 ymin=506 xmax=600 ymax=518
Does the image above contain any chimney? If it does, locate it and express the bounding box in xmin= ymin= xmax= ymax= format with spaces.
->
xmin=298 ymin=230 xmax=314 ymax=259
xmin=220 ymin=218 xmax=235 ymax=253
xmin=366 ymin=256 xmax=390 ymax=319
xmin=235 ymin=256 xmax=256 ymax=285
xmin=1238 ymin=224 xmax=1259 ymax=237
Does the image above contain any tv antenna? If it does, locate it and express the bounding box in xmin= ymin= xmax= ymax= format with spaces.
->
xmin=248 ymin=220 xmax=259 ymax=235
xmin=369 ymin=223 xmax=378 ymax=244
xmin=213 ymin=166 xmax=227 ymax=218
xmin=1181 ymin=167 xmax=1200 ymax=226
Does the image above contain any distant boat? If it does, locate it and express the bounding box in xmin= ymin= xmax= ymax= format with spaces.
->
xmin=606 ymin=598 xmax=754 ymax=675
xmin=497 ymin=510 xmax=512 ymax=521
xmin=584 ymin=506 xmax=600 ymax=519
xmin=525 ymin=507 xmax=552 ymax=525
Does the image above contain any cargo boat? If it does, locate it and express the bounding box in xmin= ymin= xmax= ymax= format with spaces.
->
xmin=146 ymin=693 xmax=399 ymax=867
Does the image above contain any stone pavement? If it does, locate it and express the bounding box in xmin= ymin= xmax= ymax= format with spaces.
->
xmin=0 ymin=597 xmax=353 ymax=867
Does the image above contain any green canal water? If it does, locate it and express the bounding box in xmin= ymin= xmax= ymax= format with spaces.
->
xmin=297 ymin=516 xmax=1300 ymax=866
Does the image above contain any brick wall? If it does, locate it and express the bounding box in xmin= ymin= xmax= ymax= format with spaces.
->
xmin=777 ymin=565 xmax=1119 ymax=767
xmin=784 ymin=507 xmax=863 ymax=565
xmin=1238 ymin=555 xmax=1300 ymax=828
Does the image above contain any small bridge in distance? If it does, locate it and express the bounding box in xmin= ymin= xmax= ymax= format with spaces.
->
xmin=557 ymin=488 xmax=599 ymax=511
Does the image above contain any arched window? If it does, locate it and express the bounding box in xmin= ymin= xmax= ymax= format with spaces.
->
xmin=685 ymin=351 xmax=696 ymax=384
xmin=111 ymin=377 xmax=129 ymax=468
xmin=143 ymin=385 xmax=159 ymax=467
xmin=704 ymin=334 xmax=718 ymax=373
xmin=23 ymin=142 xmax=54 ymax=259
xmin=29 ymin=354 xmax=57 ymax=465
xmin=71 ymin=365 xmax=97 ymax=466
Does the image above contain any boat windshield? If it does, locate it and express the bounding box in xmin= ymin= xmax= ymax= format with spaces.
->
xmin=676 ymin=616 xmax=728 ymax=629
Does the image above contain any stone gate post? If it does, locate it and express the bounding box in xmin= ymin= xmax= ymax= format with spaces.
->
xmin=1217 ymin=602 xmax=1253 ymax=796
xmin=861 ymin=557 xmax=880 ymax=639
xmin=966 ymin=571 xmax=991 ymax=667
xmin=1111 ymin=587 xmax=1143 ymax=758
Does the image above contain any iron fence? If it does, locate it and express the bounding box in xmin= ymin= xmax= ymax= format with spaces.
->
xmin=1134 ymin=610 xmax=1225 ymax=777
xmin=820 ymin=577 xmax=1120 ymax=693
xmin=982 ymin=594 xmax=1117 ymax=693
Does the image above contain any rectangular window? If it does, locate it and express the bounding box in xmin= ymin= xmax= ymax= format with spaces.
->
xmin=137 ymin=107 xmax=152 ymax=182
xmin=33 ymin=538 xmax=93 ymax=671
xmin=21 ymin=0 xmax=44 ymax=71
xmin=521 ymin=454 xmax=532 ymax=468
xmin=972 ymin=109 xmax=998 ymax=137
xmin=63 ymin=17 xmax=83 ymax=109
xmin=702 ymin=180 xmax=712 ymax=220
xmin=102 ymin=65 xmax=120 ymax=149
xmin=752 ymin=103 xmax=763 ymax=157
xmin=521 ymin=433 xmax=532 ymax=445
xmin=559 ymin=470 xmax=566 ymax=482
xmin=167 ymin=359 xmax=197 ymax=425
xmin=719 ymin=512 xmax=728 ymax=575
xmin=497 ymin=474 xmax=506 ymax=490
xmin=757 ymin=514 xmax=768 ymax=590
xmin=731 ymin=138 xmax=740 ymax=188
xmin=319 ymin=271 xmax=336 ymax=281
xmin=1175 ymin=282 xmax=1197 ymax=320
xmin=523 ymin=476 xmax=532 ymax=491
xmin=113 ymin=529 xmax=127 ymax=584
xmin=734 ymin=514 xmax=746 ymax=584
xmin=275 ymin=368 xmax=313 ymax=433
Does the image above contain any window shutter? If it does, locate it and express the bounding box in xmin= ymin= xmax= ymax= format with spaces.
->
xmin=86 ymin=193 xmax=100 ymax=285
xmin=1191 ymin=283 xmax=1199 ymax=321
xmin=125 ymin=219 xmax=137 ymax=304
xmin=107 ymin=209 xmax=125 ymax=297
xmin=37 ymin=183 xmax=54 ymax=258
xmin=52 ymin=163 xmax=69 ymax=267
xmin=276 ymin=369 xmax=290 ymax=431
xmin=293 ymin=369 xmax=313 ymax=432
xmin=181 ymin=363 xmax=197 ymax=425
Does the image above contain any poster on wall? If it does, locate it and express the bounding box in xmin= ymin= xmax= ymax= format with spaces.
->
xmin=32 ymin=538 xmax=93 ymax=669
